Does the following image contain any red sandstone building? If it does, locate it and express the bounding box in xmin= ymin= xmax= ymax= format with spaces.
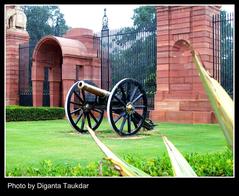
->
xmin=6 ymin=5 xmax=222 ymax=124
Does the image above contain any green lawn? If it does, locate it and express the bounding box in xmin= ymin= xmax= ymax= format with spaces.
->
xmin=6 ymin=119 xmax=228 ymax=173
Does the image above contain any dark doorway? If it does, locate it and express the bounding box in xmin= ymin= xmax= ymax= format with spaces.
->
xmin=43 ymin=67 xmax=50 ymax=106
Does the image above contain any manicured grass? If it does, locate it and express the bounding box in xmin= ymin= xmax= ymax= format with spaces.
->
xmin=6 ymin=118 xmax=229 ymax=173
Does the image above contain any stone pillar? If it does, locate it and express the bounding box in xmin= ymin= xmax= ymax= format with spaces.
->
xmin=32 ymin=80 xmax=43 ymax=106
xmin=49 ymin=66 xmax=61 ymax=107
xmin=6 ymin=29 xmax=29 ymax=105
xmin=49 ymin=81 xmax=61 ymax=107
xmin=151 ymin=6 xmax=220 ymax=123
xmin=31 ymin=62 xmax=44 ymax=106
xmin=6 ymin=5 xmax=29 ymax=105
xmin=62 ymin=60 xmax=77 ymax=107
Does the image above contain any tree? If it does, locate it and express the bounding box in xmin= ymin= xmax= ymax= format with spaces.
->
xmin=22 ymin=6 xmax=69 ymax=44
xmin=132 ymin=6 xmax=156 ymax=31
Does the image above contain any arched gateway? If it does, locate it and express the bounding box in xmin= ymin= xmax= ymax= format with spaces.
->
xmin=31 ymin=28 xmax=101 ymax=107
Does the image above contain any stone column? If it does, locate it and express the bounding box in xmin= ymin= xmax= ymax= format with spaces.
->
xmin=6 ymin=29 xmax=29 ymax=105
xmin=49 ymin=81 xmax=61 ymax=107
xmin=151 ymin=6 xmax=220 ymax=124
xmin=32 ymin=80 xmax=44 ymax=106
xmin=49 ymin=65 xmax=62 ymax=107
xmin=6 ymin=5 xmax=29 ymax=105
xmin=62 ymin=60 xmax=77 ymax=107
xmin=31 ymin=61 xmax=44 ymax=106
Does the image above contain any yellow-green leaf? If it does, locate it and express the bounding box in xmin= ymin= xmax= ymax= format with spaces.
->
xmin=87 ymin=126 xmax=150 ymax=177
xmin=191 ymin=50 xmax=234 ymax=149
xmin=162 ymin=136 xmax=197 ymax=177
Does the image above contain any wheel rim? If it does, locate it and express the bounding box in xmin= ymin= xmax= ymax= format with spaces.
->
xmin=65 ymin=81 xmax=104 ymax=133
xmin=107 ymin=78 xmax=147 ymax=136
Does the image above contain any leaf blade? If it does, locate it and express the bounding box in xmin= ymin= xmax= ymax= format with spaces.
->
xmin=162 ymin=136 xmax=197 ymax=177
xmin=87 ymin=126 xmax=150 ymax=177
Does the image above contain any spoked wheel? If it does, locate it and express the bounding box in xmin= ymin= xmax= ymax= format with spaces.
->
xmin=107 ymin=78 xmax=147 ymax=136
xmin=65 ymin=81 xmax=104 ymax=133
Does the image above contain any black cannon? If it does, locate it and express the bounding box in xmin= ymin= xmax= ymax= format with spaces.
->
xmin=65 ymin=78 xmax=154 ymax=136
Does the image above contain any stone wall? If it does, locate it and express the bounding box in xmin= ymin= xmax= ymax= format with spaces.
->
xmin=151 ymin=6 xmax=220 ymax=123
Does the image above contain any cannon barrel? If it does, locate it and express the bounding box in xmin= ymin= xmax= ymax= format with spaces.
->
xmin=78 ymin=81 xmax=111 ymax=97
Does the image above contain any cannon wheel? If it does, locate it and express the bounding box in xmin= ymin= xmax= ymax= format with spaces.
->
xmin=65 ymin=81 xmax=104 ymax=133
xmin=107 ymin=78 xmax=147 ymax=136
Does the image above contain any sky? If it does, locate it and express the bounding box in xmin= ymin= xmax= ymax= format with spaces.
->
xmin=58 ymin=4 xmax=234 ymax=33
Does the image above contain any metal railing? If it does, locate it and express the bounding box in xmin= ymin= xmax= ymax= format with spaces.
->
xmin=101 ymin=27 xmax=157 ymax=109
xmin=212 ymin=11 xmax=234 ymax=98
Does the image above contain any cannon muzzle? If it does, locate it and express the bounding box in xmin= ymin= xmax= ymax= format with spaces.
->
xmin=78 ymin=81 xmax=111 ymax=97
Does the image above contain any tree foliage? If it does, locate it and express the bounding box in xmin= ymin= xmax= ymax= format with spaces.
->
xmin=22 ymin=5 xmax=69 ymax=44
xmin=132 ymin=6 xmax=156 ymax=31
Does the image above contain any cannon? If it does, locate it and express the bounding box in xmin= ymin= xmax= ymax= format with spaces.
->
xmin=65 ymin=78 xmax=154 ymax=136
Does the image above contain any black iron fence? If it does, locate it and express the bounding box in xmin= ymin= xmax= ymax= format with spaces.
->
xmin=212 ymin=11 xmax=234 ymax=98
xmin=19 ymin=42 xmax=50 ymax=106
xmin=101 ymin=27 xmax=157 ymax=109
xmin=19 ymin=42 xmax=34 ymax=106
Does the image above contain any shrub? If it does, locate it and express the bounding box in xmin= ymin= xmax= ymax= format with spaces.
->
xmin=7 ymin=159 xmax=120 ymax=177
xmin=185 ymin=148 xmax=233 ymax=176
xmin=6 ymin=149 xmax=233 ymax=177
xmin=123 ymin=154 xmax=173 ymax=176
xmin=6 ymin=105 xmax=65 ymax=121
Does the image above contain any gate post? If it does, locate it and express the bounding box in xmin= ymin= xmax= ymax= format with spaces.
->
xmin=101 ymin=8 xmax=110 ymax=90
xmin=6 ymin=6 xmax=29 ymax=105
xmin=151 ymin=6 xmax=221 ymax=124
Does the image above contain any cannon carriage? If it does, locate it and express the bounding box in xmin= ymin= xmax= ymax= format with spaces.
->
xmin=65 ymin=78 xmax=154 ymax=136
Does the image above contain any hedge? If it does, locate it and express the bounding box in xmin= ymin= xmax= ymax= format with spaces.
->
xmin=6 ymin=105 xmax=65 ymax=121
xmin=6 ymin=149 xmax=233 ymax=176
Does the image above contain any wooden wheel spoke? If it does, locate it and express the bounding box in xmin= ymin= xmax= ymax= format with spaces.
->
xmin=70 ymin=108 xmax=82 ymax=115
xmin=80 ymin=114 xmax=85 ymax=130
xmin=134 ymin=111 xmax=143 ymax=120
xmin=73 ymin=91 xmax=84 ymax=103
xmin=130 ymin=86 xmax=138 ymax=102
xmin=134 ymin=105 xmax=146 ymax=109
xmin=126 ymin=82 xmax=131 ymax=101
xmin=111 ymin=106 xmax=125 ymax=113
xmin=75 ymin=110 xmax=83 ymax=125
xmin=89 ymin=111 xmax=98 ymax=124
xmin=70 ymin=101 xmax=82 ymax=106
xmin=114 ymin=95 xmax=126 ymax=106
xmin=132 ymin=93 xmax=143 ymax=104
xmin=114 ymin=112 xmax=126 ymax=124
xmin=120 ymin=86 xmax=127 ymax=102
xmin=112 ymin=106 xmax=124 ymax=110
xmin=132 ymin=119 xmax=138 ymax=129
xmin=119 ymin=116 xmax=127 ymax=132
xmin=127 ymin=114 xmax=131 ymax=133
xmin=93 ymin=108 xmax=103 ymax=114
xmin=86 ymin=113 xmax=92 ymax=128
xmin=131 ymin=114 xmax=139 ymax=128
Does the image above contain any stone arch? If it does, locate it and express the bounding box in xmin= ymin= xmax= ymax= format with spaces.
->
xmin=170 ymin=39 xmax=195 ymax=99
xmin=32 ymin=35 xmax=88 ymax=107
